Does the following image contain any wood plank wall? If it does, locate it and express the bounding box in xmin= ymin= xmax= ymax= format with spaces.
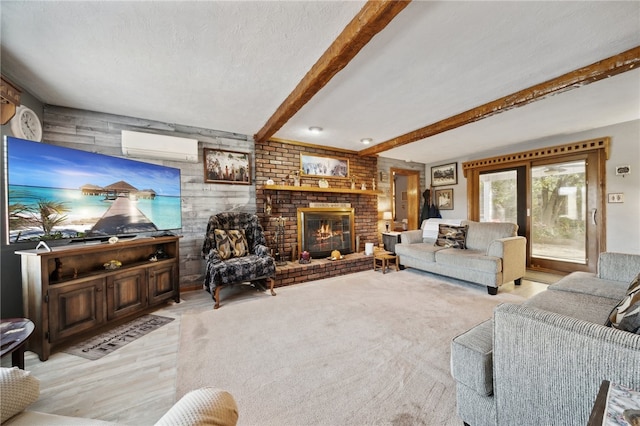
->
xmin=42 ymin=105 xmax=254 ymax=288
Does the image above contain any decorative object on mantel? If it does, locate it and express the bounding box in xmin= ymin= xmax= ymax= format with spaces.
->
xmin=372 ymin=178 xmax=376 ymax=191
xmin=266 ymin=178 xmax=275 ymax=185
xmin=351 ymin=175 xmax=357 ymax=190
xmin=361 ymin=182 xmax=367 ymax=190
xmin=289 ymin=170 xmax=300 ymax=186
xmin=318 ymin=178 xmax=329 ymax=188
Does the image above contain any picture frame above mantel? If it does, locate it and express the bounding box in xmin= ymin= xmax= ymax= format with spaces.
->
xmin=300 ymin=153 xmax=349 ymax=178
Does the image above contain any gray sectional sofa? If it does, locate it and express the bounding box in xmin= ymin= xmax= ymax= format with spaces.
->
xmin=395 ymin=219 xmax=526 ymax=294
xmin=451 ymin=252 xmax=640 ymax=425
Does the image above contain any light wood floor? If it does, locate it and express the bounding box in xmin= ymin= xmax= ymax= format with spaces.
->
xmin=5 ymin=272 xmax=554 ymax=425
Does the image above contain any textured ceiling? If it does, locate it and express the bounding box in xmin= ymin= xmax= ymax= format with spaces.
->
xmin=1 ymin=1 xmax=639 ymax=164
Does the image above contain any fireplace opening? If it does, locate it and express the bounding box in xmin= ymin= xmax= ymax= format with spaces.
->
xmin=297 ymin=208 xmax=355 ymax=259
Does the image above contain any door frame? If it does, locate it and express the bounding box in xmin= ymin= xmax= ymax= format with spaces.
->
xmin=391 ymin=168 xmax=420 ymax=230
xmin=464 ymin=138 xmax=608 ymax=273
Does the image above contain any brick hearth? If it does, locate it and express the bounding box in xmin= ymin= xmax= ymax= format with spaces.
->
xmin=274 ymin=252 xmax=375 ymax=288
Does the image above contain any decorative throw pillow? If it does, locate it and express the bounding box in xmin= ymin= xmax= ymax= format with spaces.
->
xmin=607 ymin=273 xmax=640 ymax=334
xmin=227 ymin=229 xmax=248 ymax=258
xmin=214 ymin=229 xmax=233 ymax=260
xmin=434 ymin=224 xmax=468 ymax=249
xmin=0 ymin=367 xmax=40 ymax=422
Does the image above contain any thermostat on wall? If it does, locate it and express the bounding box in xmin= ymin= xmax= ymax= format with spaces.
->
xmin=615 ymin=165 xmax=630 ymax=176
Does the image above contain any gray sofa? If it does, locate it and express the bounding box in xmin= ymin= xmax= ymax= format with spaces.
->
xmin=451 ymin=252 xmax=640 ymax=425
xmin=395 ymin=219 xmax=526 ymax=295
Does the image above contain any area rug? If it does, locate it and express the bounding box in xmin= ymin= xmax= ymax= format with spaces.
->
xmin=63 ymin=314 xmax=174 ymax=360
xmin=176 ymin=269 xmax=524 ymax=426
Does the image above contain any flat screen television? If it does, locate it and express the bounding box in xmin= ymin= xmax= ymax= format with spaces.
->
xmin=4 ymin=136 xmax=182 ymax=244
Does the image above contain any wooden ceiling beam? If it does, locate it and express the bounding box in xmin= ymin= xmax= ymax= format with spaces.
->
xmin=253 ymin=0 xmax=411 ymax=143
xmin=359 ymin=45 xmax=640 ymax=157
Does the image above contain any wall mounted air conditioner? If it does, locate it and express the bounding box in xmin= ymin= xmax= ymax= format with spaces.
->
xmin=121 ymin=130 xmax=199 ymax=163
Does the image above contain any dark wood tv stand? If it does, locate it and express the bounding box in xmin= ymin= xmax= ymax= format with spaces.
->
xmin=16 ymin=235 xmax=181 ymax=361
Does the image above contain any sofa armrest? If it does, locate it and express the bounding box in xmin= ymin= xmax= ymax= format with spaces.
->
xmin=400 ymin=230 xmax=423 ymax=244
xmin=597 ymin=252 xmax=640 ymax=283
xmin=486 ymin=236 xmax=526 ymax=283
xmin=493 ymin=303 xmax=640 ymax=425
xmin=155 ymin=387 xmax=238 ymax=426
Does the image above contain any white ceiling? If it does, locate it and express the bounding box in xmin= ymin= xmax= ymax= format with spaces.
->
xmin=1 ymin=1 xmax=639 ymax=165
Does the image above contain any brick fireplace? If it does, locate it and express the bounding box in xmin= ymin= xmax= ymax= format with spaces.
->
xmin=254 ymin=139 xmax=380 ymax=287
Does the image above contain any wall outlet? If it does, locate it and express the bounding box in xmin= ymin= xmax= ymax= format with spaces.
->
xmin=608 ymin=193 xmax=624 ymax=203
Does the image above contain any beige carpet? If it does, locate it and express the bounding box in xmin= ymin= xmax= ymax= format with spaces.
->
xmin=176 ymin=269 xmax=524 ymax=426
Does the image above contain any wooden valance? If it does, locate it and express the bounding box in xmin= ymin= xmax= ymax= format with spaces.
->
xmin=462 ymin=137 xmax=610 ymax=177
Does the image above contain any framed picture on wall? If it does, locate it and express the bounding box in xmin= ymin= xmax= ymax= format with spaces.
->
xmin=431 ymin=162 xmax=457 ymax=187
xmin=203 ymin=149 xmax=251 ymax=185
xmin=300 ymin=153 xmax=349 ymax=178
xmin=435 ymin=188 xmax=454 ymax=210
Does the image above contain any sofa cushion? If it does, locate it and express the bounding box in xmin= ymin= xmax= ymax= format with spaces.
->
xmin=214 ymin=229 xmax=233 ymax=260
xmin=607 ymin=273 xmax=640 ymax=334
xmin=0 ymin=367 xmax=40 ymax=423
xmin=525 ymin=289 xmax=619 ymax=325
xmin=548 ymin=271 xmax=629 ymax=301
xmin=155 ymin=387 xmax=239 ymax=426
xmin=451 ymin=319 xmax=494 ymax=396
xmin=435 ymin=249 xmax=502 ymax=273
xmin=226 ymin=229 xmax=248 ymax=257
xmin=597 ymin=252 xmax=640 ymax=283
xmin=435 ymin=224 xmax=468 ymax=249
xmin=421 ymin=218 xmax=463 ymax=241
xmin=462 ymin=221 xmax=517 ymax=252
xmin=395 ymin=242 xmax=443 ymax=263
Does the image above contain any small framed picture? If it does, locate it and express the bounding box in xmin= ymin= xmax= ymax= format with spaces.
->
xmin=204 ymin=149 xmax=251 ymax=185
xmin=435 ymin=188 xmax=454 ymax=210
xmin=431 ymin=162 xmax=457 ymax=187
xmin=300 ymin=153 xmax=349 ymax=178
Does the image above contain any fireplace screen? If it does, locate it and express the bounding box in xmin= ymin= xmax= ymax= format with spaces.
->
xmin=297 ymin=208 xmax=355 ymax=259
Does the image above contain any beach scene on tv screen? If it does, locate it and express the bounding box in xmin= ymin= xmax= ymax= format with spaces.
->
xmin=6 ymin=138 xmax=182 ymax=243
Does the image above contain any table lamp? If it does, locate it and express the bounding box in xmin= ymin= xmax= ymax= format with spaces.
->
xmin=383 ymin=211 xmax=393 ymax=232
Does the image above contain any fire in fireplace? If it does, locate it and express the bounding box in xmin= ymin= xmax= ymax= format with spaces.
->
xmin=297 ymin=208 xmax=355 ymax=259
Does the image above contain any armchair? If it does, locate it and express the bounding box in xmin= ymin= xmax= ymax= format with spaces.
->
xmin=202 ymin=212 xmax=276 ymax=309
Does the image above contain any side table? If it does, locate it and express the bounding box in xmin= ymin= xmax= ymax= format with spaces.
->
xmin=0 ymin=318 xmax=35 ymax=369
xmin=373 ymin=252 xmax=399 ymax=274
xmin=382 ymin=231 xmax=402 ymax=254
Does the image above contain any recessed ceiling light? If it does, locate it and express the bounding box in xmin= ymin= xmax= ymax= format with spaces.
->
xmin=308 ymin=126 xmax=323 ymax=134
xmin=361 ymin=138 xmax=372 ymax=145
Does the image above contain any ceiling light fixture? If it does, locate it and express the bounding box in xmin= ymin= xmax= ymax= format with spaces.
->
xmin=308 ymin=126 xmax=323 ymax=134
xmin=361 ymin=138 xmax=372 ymax=145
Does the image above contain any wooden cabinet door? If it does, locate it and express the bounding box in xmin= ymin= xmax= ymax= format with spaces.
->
xmin=48 ymin=278 xmax=105 ymax=342
xmin=148 ymin=263 xmax=177 ymax=305
xmin=106 ymin=269 xmax=147 ymax=320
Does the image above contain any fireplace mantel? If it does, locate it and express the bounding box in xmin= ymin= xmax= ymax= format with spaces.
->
xmin=263 ymin=184 xmax=380 ymax=196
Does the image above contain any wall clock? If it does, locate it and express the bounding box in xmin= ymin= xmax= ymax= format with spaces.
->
xmin=10 ymin=105 xmax=42 ymax=142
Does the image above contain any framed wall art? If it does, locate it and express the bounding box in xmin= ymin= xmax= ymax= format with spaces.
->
xmin=435 ymin=188 xmax=454 ymax=210
xmin=300 ymin=153 xmax=349 ymax=178
xmin=204 ymin=148 xmax=251 ymax=185
xmin=431 ymin=162 xmax=457 ymax=187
